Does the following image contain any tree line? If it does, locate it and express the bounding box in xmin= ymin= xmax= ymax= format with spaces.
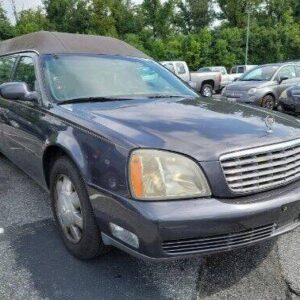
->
xmin=1 ymin=0 xmax=300 ymax=70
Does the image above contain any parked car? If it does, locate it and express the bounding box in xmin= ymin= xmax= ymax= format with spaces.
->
xmin=222 ymin=63 xmax=300 ymax=109
xmin=0 ymin=32 xmax=300 ymax=261
xmin=229 ymin=65 xmax=257 ymax=80
xmin=278 ymin=84 xmax=300 ymax=115
xmin=198 ymin=66 xmax=237 ymax=90
xmin=161 ymin=60 xmax=221 ymax=97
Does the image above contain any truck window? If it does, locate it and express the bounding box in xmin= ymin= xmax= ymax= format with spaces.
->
xmin=230 ymin=67 xmax=237 ymax=74
xmin=163 ymin=63 xmax=176 ymax=74
xmin=13 ymin=56 xmax=36 ymax=91
xmin=0 ymin=56 xmax=16 ymax=84
xmin=238 ymin=66 xmax=245 ymax=73
xmin=176 ymin=63 xmax=186 ymax=75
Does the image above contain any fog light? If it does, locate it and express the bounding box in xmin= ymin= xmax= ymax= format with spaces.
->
xmin=109 ymin=223 xmax=139 ymax=249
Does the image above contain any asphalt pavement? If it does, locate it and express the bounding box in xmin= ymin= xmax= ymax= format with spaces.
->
xmin=0 ymin=154 xmax=299 ymax=300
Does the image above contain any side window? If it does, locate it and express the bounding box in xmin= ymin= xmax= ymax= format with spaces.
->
xmin=0 ymin=56 xmax=16 ymax=84
xmin=176 ymin=63 xmax=186 ymax=75
xmin=230 ymin=67 xmax=237 ymax=74
xmin=278 ymin=66 xmax=296 ymax=80
xmin=238 ymin=66 xmax=244 ymax=73
xmin=295 ymin=66 xmax=300 ymax=77
xmin=13 ymin=56 xmax=36 ymax=91
xmin=164 ymin=63 xmax=175 ymax=73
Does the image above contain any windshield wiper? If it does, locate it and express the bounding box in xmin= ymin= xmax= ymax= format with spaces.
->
xmin=57 ymin=96 xmax=134 ymax=105
xmin=240 ymin=79 xmax=264 ymax=81
xmin=144 ymin=94 xmax=189 ymax=99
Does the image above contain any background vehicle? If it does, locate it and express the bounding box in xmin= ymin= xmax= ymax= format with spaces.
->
xmin=198 ymin=66 xmax=237 ymax=90
xmin=161 ymin=60 xmax=221 ymax=97
xmin=278 ymin=84 xmax=300 ymax=115
xmin=222 ymin=63 xmax=300 ymax=109
xmin=229 ymin=65 xmax=257 ymax=80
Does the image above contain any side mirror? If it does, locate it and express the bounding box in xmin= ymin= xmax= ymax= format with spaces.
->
xmin=233 ymin=78 xmax=239 ymax=82
xmin=0 ymin=82 xmax=38 ymax=102
xmin=278 ymin=76 xmax=289 ymax=84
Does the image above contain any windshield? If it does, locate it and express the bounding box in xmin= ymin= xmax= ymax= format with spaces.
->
xmin=42 ymin=54 xmax=197 ymax=102
xmin=240 ymin=65 xmax=279 ymax=81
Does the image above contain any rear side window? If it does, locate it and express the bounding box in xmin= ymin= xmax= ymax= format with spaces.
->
xmin=163 ymin=63 xmax=175 ymax=73
xmin=0 ymin=56 xmax=16 ymax=84
xmin=13 ymin=56 xmax=36 ymax=91
xmin=176 ymin=63 xmax=186 ymax=75
xmin=238 ymin=66 xmax=244 ymax=73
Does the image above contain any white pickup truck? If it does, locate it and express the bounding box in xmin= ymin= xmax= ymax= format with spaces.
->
xmin=198 ymin=65 xmax=257 ymax=91
xmin=160 ymin=61 xmax=222 ymax=97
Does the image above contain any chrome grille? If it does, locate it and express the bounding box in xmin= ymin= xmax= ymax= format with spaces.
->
xmin=162 ymin=224 xmax=275 ymax=254
xmin=220 ymin=139 xmax=300 ymax=193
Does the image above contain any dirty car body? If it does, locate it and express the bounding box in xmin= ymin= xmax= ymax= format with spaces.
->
xmin=0 ymin=32 xmax=299 ymax=261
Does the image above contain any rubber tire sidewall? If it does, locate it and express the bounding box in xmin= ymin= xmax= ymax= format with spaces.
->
xmin=50 ymin=156 xmax=108 ymax=260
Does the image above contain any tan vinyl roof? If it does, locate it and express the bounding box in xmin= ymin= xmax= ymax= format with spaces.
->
xmin=0 ymin=31 xmax=150 ymax=58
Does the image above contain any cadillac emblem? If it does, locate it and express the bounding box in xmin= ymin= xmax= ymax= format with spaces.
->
xmin=265 ymin=115 xmax=275 ymax=133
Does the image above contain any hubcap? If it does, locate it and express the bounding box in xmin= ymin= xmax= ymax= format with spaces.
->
xmin=55 ymin=175 xmax=83 ymax=244
xmin=203 ymin=86 xmax=212 ymax=97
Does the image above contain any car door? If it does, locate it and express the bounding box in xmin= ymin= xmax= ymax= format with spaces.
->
xmin=2 ymin=54 xmax=46 ymax=181
xmin=0 ymin=56 xmax=17 ymax=153
xmin=275 ymin=65 xmax=299 ymax=98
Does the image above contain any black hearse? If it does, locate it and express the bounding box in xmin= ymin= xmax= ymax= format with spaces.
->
xmin=0 ymin=31 xmax=299 ymax=260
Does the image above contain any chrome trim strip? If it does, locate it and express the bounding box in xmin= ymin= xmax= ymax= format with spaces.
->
xmin=220 ymin=138 xmax=300 ymax=161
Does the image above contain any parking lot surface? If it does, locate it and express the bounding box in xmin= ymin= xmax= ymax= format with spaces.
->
xmin=0 ymin=154 xmax=299 ymax=300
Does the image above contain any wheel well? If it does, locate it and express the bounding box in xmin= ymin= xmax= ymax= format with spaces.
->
xmin=262 ymin=93 xmax=276 ymax=105
xmin=201 ymin=80 xmax=214 ymax=90
xmin=43 ymin=146 xmax=70 ymax=188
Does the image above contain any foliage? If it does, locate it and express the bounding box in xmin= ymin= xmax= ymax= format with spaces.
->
xmin=1 ymin=0 xmax=300 ymax=70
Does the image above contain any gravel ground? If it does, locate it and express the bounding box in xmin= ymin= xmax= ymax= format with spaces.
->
xmin=0 ymin=154 xmax=299 ymax=300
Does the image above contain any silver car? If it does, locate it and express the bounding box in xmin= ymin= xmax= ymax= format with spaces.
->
xmin=222 ymin=63 xmax=300 ymax=109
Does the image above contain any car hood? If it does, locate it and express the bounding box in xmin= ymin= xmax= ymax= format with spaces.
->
xmin=61 ymin=97 xmax=300 ymax=161
xmin=226 ymin=80 xmax=272 ymax=91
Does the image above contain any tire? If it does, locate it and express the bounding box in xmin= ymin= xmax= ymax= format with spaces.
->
xmin=200 ymin=84 xmax=213 ymax=97
xmin=261 ymin=94 xmax=275 ymax=110
xmin=50 ymin=156 xmax=109 ymax=260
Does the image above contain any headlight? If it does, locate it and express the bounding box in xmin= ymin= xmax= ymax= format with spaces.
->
xmin=248 ymin=88 xmax=257 ymax=95
xmin=128 ymin=149 xmax=211 ymax=200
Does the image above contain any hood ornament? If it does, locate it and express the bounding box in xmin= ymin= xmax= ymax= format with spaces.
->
xmin=265 ymin=115 xmax=275 ymax=133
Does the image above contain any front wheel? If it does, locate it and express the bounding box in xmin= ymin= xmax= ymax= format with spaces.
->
xmin=200 ymin=84 xmax=213 ymax=97
xmin=261 ymin=95 xmax=275 ymax=110
xmin=50 ymin=156 xmax=109 ymax=259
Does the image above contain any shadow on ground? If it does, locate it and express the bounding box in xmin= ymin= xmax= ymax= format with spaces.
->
xmin=9 ymin=219 xmax=201 ymax=300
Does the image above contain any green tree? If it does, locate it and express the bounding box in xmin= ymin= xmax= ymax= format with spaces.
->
xmin=217 ymin=0 xmax=262 ymax=27
xmin=140 ymin=0 xmax=175 ymax=38
xmin=175 ymin=0 xmax=213 ymax=34
xmin=0 ymin=5 xmax=15 ymax=40
xmin=89 ymin=0 xmax=118 ymax=36
xmin=15 ymin=9 xmax=50 ymax=35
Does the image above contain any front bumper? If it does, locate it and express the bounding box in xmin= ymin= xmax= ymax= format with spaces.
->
xmin=88 ymin=184 xmax=300 ymax=260
xmin=222 ymin=91 xmax=263 ymax=105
